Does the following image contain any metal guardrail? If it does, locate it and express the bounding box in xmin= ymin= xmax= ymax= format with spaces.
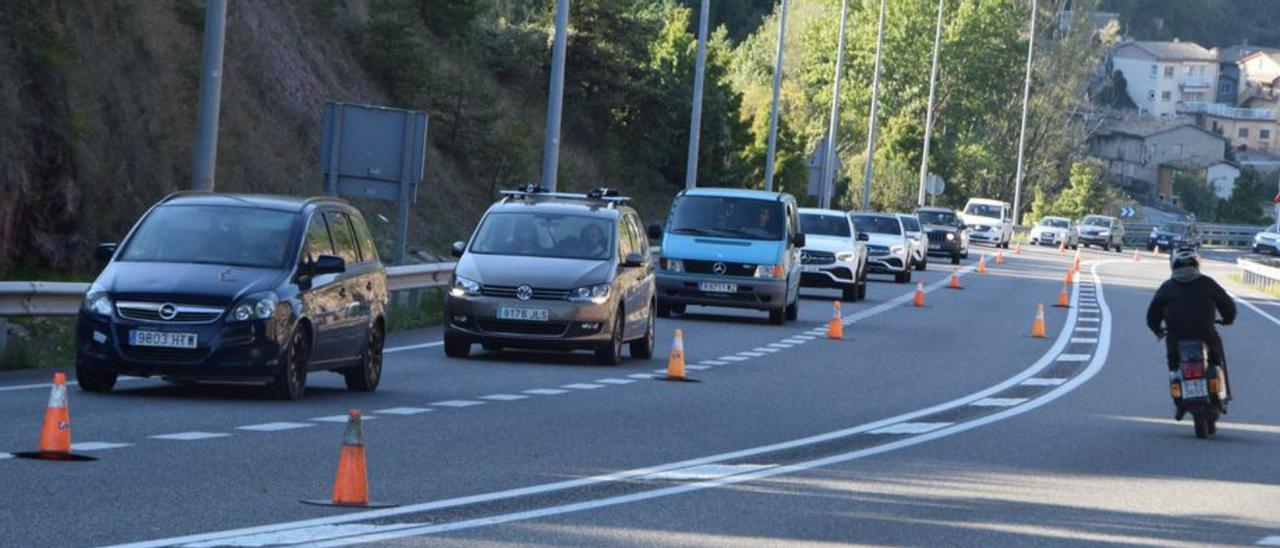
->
xmin=1238 ymin=257 xmax=1280 ymax=292
xmin=1122 ymin=222 xmax=1266 ymax=248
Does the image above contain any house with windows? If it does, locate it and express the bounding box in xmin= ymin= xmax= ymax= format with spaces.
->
xmin=1238 ymin=50 xmax=1280 ymax=111
xmin=1217 ymin=43 xmax=1280 ymax=104
xmin=1179 ymin=101 xmax=1279 ymax=153
xmin=1110 ymin=40 xmax=1219 ymax=117
xmin=1087 ymin=116 xmax=1228 ymax=202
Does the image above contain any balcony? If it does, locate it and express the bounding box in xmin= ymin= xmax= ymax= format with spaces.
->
xmin=1179 ymin=74 xmax=1214 ymax=88
xmin=1178 ymin=101 xmax=1276 ymax=121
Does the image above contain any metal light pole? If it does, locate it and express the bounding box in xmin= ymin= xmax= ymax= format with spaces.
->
xmin=820 ymin=0 xmax=851 ymax=210
xmin=191 ymin=0 xmax=227 ymax=192
xmin=763 ymin=0 xmax=790 ymax=192
xmin=1012 ymin=0 xmax=1038 ymax=226
xmin=917 ymin=0 xmax=945 ymax=207
xmin=541 ymin=0 xmax=570 ymax=192
xmin=860 ymin=0 xmax=887 ymax=211
xmin=684 ymin=0 xmax=711 ymax=189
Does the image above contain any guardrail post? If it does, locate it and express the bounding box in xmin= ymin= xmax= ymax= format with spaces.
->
xmin=0 ymin=317 xmax=8 ymax=357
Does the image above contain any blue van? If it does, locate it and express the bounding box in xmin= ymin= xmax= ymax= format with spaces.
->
xmin=645 ymin=188 xmax=805 ymax=325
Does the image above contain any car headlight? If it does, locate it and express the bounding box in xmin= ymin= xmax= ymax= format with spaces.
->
xmin=230 ymin=292 xmax=278 ymax=322
xmin=82 ymin=284 xmax=113 ymax=316
xmin=835 ymin=251 xmax=855 ymax=263
xmin=569 ymin=283 xmax=611 ymax=304
xmin=890 ymin=245 xmax=905 ymax=256
xmin=450 ymin=275 xmax=481 ymax=297
xmin=754 ymin=264 xmax=784 ymax=279
xmin=660 ymin=258 xmax=684 ymax=272
xmin=946 ymin=233 xmax=956 ymax=241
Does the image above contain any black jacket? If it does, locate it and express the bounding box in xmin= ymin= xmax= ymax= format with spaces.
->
xmin=1146 ymin=274 xmax=1236 ymax=341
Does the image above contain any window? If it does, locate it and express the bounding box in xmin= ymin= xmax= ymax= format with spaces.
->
xmin=325 ymin=212 xmax=360 ymax=265
xmin=351 ymin=215 xmax=379 ymax=263
xmin=1261 ymin=129 xmax=1272 ymax=140
xmin=616 ymin=217 xmax=634 ymax=260
xmin=1219 ymin=82 xmax=1232 ymax=93
xmin=1147 ymin=90 xmax=1156 ymax=101
xmin=1239 ymin=128 xmax=1250 ymax=138
xmin=470 ymin=213 xmax=614 ymax=260
xmin=303 ymin=214 xmax=334 ymax=263
xmin=667 ymin=196 xmax=785 ymax=241
xmin=1161 ymin=91 xmax=1172 ymax=101
xmin=120 ymin=205 xmax=299 ymax=269
xmin=1164 ymin=66 xmax=1174 ymax=78
xmin=1149 ymin=64 xmax=1157 ymax=78
xmin=625 ymin=214 xmax=648 ymax=257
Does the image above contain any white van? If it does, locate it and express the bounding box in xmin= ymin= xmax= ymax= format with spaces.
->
xmin=961 ymin=198 xmax=1013 ymax=248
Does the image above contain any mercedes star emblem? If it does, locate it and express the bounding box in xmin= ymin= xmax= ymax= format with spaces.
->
xmin=712 ymin=262 xmax=727 ymax=275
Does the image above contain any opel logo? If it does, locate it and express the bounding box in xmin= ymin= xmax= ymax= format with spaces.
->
xmin=712 ymin=262 xmax=727 ymax=276
xmin=158 ymin=303 xmax=178 ymax=320
xmin=515 ymin=285 xmax=533 ymax=301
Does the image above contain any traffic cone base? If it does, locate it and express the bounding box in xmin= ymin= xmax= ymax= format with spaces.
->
xmin=14 ymin=373 xmax=96 ymax=462
xmin=827 ymin=301 xmax=844 ymax=339
xmin=303 ymin=410 xmax=397 ymax=508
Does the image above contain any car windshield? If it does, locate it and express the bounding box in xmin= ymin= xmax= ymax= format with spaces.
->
xmin=965 ymin=203 xmax=1003 ymax=218
xmin=1039 ymin=218 xmax=1070 ymax=229
xmin=1159 ymin=223 xmax=1188 ymax=234
xmin=119 ymin=205 xmax=298 ymax=268
xmin=470 ymin=212 xmax=614 ymax=260
xmin=899 ymin=216 xmax=921 ymax=232
xmin=916 ymin=210 xmax=961 ymax=227
xmin=1082 ymin=216 xmax=1110 ymax=227
xmin=668 ymin=196 xmax=785 ymax=241
xmin=799 ymin=214 xmax=850 ymax=238
xmin=851 ymin=215 xmax=902 ymax=235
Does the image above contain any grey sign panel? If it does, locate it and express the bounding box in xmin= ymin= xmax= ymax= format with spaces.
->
xmin=320 ymin=102 xmax=428 ymax=202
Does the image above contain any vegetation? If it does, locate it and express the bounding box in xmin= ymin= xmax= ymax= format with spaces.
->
xmin=1103 ymin=0 xmax=1280 ymax=47
xmin=1028 ymin=159 xmax=1122 ymax=222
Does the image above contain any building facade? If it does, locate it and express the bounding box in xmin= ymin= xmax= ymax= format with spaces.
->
xmin=1088 ymin=117 xmax=1228 ymax=201
xmin=1111 ymin=40 xmax=1219 ymax=117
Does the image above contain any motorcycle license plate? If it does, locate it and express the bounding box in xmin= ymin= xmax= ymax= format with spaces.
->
xmin=1182 ymin=379 xmax=1208 ymax=399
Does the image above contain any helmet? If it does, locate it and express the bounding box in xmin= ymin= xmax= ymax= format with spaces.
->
xmin=1169 ymin=245 xmax=1199 ymax=270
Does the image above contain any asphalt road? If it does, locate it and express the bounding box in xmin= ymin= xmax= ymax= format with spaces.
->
xmin=0 ymin=244 xmax=1276 ymax=547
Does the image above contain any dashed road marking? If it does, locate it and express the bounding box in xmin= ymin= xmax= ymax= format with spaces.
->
xmin=431 ymin=400 xmax=486 ymax=408
xmin=805 ymin=328 xmax=826 ymax=335
xmin=754 ymin=347 xmax=780 ymax=353
xmin=523 ymin=388 xmax=569 ymax=395
xmin=1057 ymin=354 xmax=1091 ymax=362
xmin=700 ymin=360 xmax=729 ymax=365
xmin=1076 ymin=327 xmax=1099 ymax=332
xmin=1070 ymin=337 xmax=1098 ymax=343
xmin=738 ymin=351 xmax=765 ymax=358
xmin=374 ymin=407 xmax=433 ymax=416
xmin=1021 ymin=377 xmax=1068 ymax=386
xmin=237 ymin=422 xmax=314 ymax=432
xmin=794 ymin=335 xmax=816 ymax=341
xmin=626 ymin=374 xmax=655 ymax=381
xmin=594 ymin=378 xmax=635 ymax=385
xmin=0 ymin=452 xmax=12 ymax=460
xmin=971 ymin=397 xmax=1028 ymax=407
xmin=312 ymin=415 xmax=377 ymax=423
xmin=782 ymin=338 xmax=808 ymax=344
xmin=150 ymin=432 xmax=231 ymax=441
xmin=767 ymin=343 xmax=793 ymax=349
xmin=719 ymin=356 xmax=749 ymax=362
xmin=1079 ymin=317 xmax=1100 ymax=323
xmin=685 ymin=365 xmax=711 ymax=371
xmin=868 ymin=422 xmax=953 ymax=435
xmin=561 ymin=383 xmax=604 ymax=390
xmin=479 ymin=394 xmax=529 ymax=402
xmin=70 ymin=442 xmax=133 ymax=451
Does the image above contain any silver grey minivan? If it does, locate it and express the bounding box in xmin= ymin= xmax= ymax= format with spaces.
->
xmin=444 ymin=186 xmax=656 ymax=365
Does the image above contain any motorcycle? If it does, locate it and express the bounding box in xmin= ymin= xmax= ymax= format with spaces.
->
xmin=1169 ymin=325 xmax=1229 ymax=439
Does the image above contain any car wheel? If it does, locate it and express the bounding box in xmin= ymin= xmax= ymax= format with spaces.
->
xmin=269 ymin=327 xmax=309 ymax=400
xmin=75 ymin=362 xmax=117 ymax=393
xmin=595 ymin=312 xmax=624 ymax=365
xmin=628 ymin=301 xmax=656 ymax=360
xmin=785 ymin=295 xmax=799 ymax=320
xmin=344 ymin=323 xmax=384 ymax=392
xmin=856 ymin=271 xmax=868 ymax=301
xmin=918 ymin=257 xmax=928 ymax=271
xmin=443 ymin=331 xmax=471 ymax=358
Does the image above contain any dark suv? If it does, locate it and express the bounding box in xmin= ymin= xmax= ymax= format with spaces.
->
xmin=75 ymin=193 xmax=388 ymax=400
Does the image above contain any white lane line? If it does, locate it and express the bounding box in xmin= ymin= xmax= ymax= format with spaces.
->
xmin=700 ymin=360 xmax=729 ymax=366
xmin=431 ymin=400 xmax=485 ymax=408
xmin=479 ymin=394 xmax=529 ymax=402
xmin=374 ymin=407 xmax=433 ymax=416
xmin=1078 ymin=317 xmax=1100 ymax=323
xmin=1226 ymin=290 xmax=1280 ymax=328
xmin=384 ymin=341 xmax=443 ymax=354
xmin=651 ymin=369 xmax=669 ymax=374
xmin=70 ymin=442 xmax=133 ymax=451
xmin=1257 ymin=535 xmax=1280 ymax=546
xmin=767 ymin=343 xmax=793 ymax=349
xmin=561 ymin=383 xmax=604 ymax=390
xmin=594 ymin=378 xmax=635 ymax=385
xmin=0 ymin=376 xmax=144 ymax=393
xmin=1071 ymin=337 xmax=1099 ymax=344
xmin=643 ymin=464 xmax=777 ymax=481
xmin=0 ymin=452 xmax=12 ymax=460
xmin=312 ymin=415 xmax=377 ymax=423
xmin=719 ymin=356 xmax=749 ymax=362
xmin=1021 ymin=377 xmax=1067 ymax=386
xmin=149 ymin=432 xmax=230 ymax=441
xmin=684 ymin=365 xmax=711 ymax=371
xmin=868 ymin=422 xmax=952 ymax=435
xmin=737 ymin=351 xmax=765 ymax=358
xmin=523 ymin=389 xmax=569 ymax=396
xmin=805 ymin=328 xmax=826 ymax=335
xmin=182 ymin=525 xmax=410 ymax=548
xmin=1076 ymin=327 xmax=1099 ymax=332
xmin=753 ymin=347 xmax=780 ymax=353
xmin=1057 ymin=354 xmax=1091 ymax=362
xmin=793 ymin=335 xmax=816 ymax=341
xmin=782 ymin=338 xmax=808 ymax=344
xmin=971 ymin=397 xmax=1028 ymax=407
xmin=625 ymin=374 xmax=655 ymax=381
xmin=237 ymin=422 xmax=314 ymax=432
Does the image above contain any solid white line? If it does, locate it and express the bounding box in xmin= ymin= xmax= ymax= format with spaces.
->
xmin=69 ymin=442 xmax=133 ymax=451
xmin=594 ymin=378 xmax=635 ymax=385
xmin=0 ymin=452 xmax=12 ymax=460
xmin=431 ymin=400 xmax=486 ymax=408
xmin=236 ymin=422 xmax=314 ymax=432
xmin=312 ymin=415 xmax=377 ymax=423
xmin=1020 ymin=377 xmax=1067 ymax=386
xmin=1227 ymin=290 xmax=1280 ymax=328
xmin=523 ymin=389 xmax=569 ymax=396
xmin=479 ymin=394 xmax=528 ymax=402
xmin=971 ymin=397 xmax=1028 ymax=407
xmin=0 ymin=376 xmax=143 ymax=393
xmin=149 ymin=432 xmax=230 ymax=441
xmin=1070 ymin=337 xmax=1098 ymax=344
xmin=868 ymin=422 xmax=952 ymax=435
xmin=384 ymin=341 xmax=443 ymax=354
xmin=561 ymin=383 xmax=604 ymax=390
xmin=1256 ymin=535 xmax=1280 ymax=546
xmin=374 ymin=407 xmax=433 ymax=416
xmin=642 ymin=464 xmax=777 ymax=481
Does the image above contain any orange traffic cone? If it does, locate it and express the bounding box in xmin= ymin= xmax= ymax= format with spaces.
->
xmin=995 ymin=250 xmax=1005 ymax=265
xmin=912 ymin=281 xmax=925 ymax=307
xmin=827 ymin=301 xmax=844 ymax=339
xmin=14 ymin=373 xmax=93 ymax=461
xmin=1031 ymin=304 xmax=1047 ymax=338
xmin=1014 ymin=242 xmax=1023 ymax=255
xmin=665 ymin=329 xmax=687 ymax=380
xmin=948 ymin=268 xmax=962 ymax=290
xmin=1054 ymin=281 xmax=1070 ymax=308
xmin=303 ymin=410 xmax=395 ymax=508
xmin=977 ymin=254 xmax=988 ymax=274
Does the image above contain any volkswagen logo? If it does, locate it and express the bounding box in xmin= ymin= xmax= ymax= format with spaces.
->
xmin=515 ymin=285 xmax=533 ymax=301
xmin=712 ymin=262 xmax=727 ymax=276
xmin=158 ymin=303 xmax=178 ymax=320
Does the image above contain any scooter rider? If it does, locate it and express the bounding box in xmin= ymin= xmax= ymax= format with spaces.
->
xmin=1145 ymin=246 xmax=1236 ymax=418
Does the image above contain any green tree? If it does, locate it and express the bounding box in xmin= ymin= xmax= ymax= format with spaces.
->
xmin=1028 ymin=159 xmax=1115 ymax=221
xmin=1173 ymin=172 xmax=1219 ymax=221
xmin=1219 ymin=168 xmax=1273 ymax=224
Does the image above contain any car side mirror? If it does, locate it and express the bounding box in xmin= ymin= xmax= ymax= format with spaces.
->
xmin=311 ymin=254 xmax=346 ymax=276
xmin=450 ymin=241 xmax=466 ymax=258
xmin=857 ymin=233 xmax=870 ymax=242
xmin=646 ymin=223 xmax=663 ymax=240
xmin=792 ymin=233 xmax=806 ymax=248
xmin=96 ymin=243 xmax=118 ymax=264
xmin=622 ymin=252 xmax=646 ymax=268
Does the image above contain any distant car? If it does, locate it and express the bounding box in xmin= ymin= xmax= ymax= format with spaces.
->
xmin=1079 ymin=214 xmax=1125 ymax=252
xmin=1253 ymin=224 xmax=1280 ymax=255
xmin=444 ymin=186 xmax=656 ymax=365
xmin=1148 ymin=222 xmax=1199 ymax=251
xmin=962 ymin=198 xmax=1014 ymax=248
xmin=1030 ymin=216 xmax=1079 ymax=249
xmin=897 ymin=213 xmax=928 ymax=271
xmin=915 ymin=207 xmax=969 ymax=265
xmin=76 ymin=193 xmax=389 ymax=400
xmin=652 ymin=187 xmax=804 ymax=325
xmin=798 ymin=208 xmax=868 ymax=301
xmin=850 ymin=213 xmax=912 ymax=284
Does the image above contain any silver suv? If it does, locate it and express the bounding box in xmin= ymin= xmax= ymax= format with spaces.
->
xmin=444 ymin=186 xmax=656 ymax=365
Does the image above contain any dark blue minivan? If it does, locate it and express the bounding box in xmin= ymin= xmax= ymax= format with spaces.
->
xmin=75 ymin=193 xmax=388 ymax=400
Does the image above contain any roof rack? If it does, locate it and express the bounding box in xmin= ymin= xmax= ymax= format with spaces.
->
xmin=499 ymin=184 xmax=631 ymax=208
